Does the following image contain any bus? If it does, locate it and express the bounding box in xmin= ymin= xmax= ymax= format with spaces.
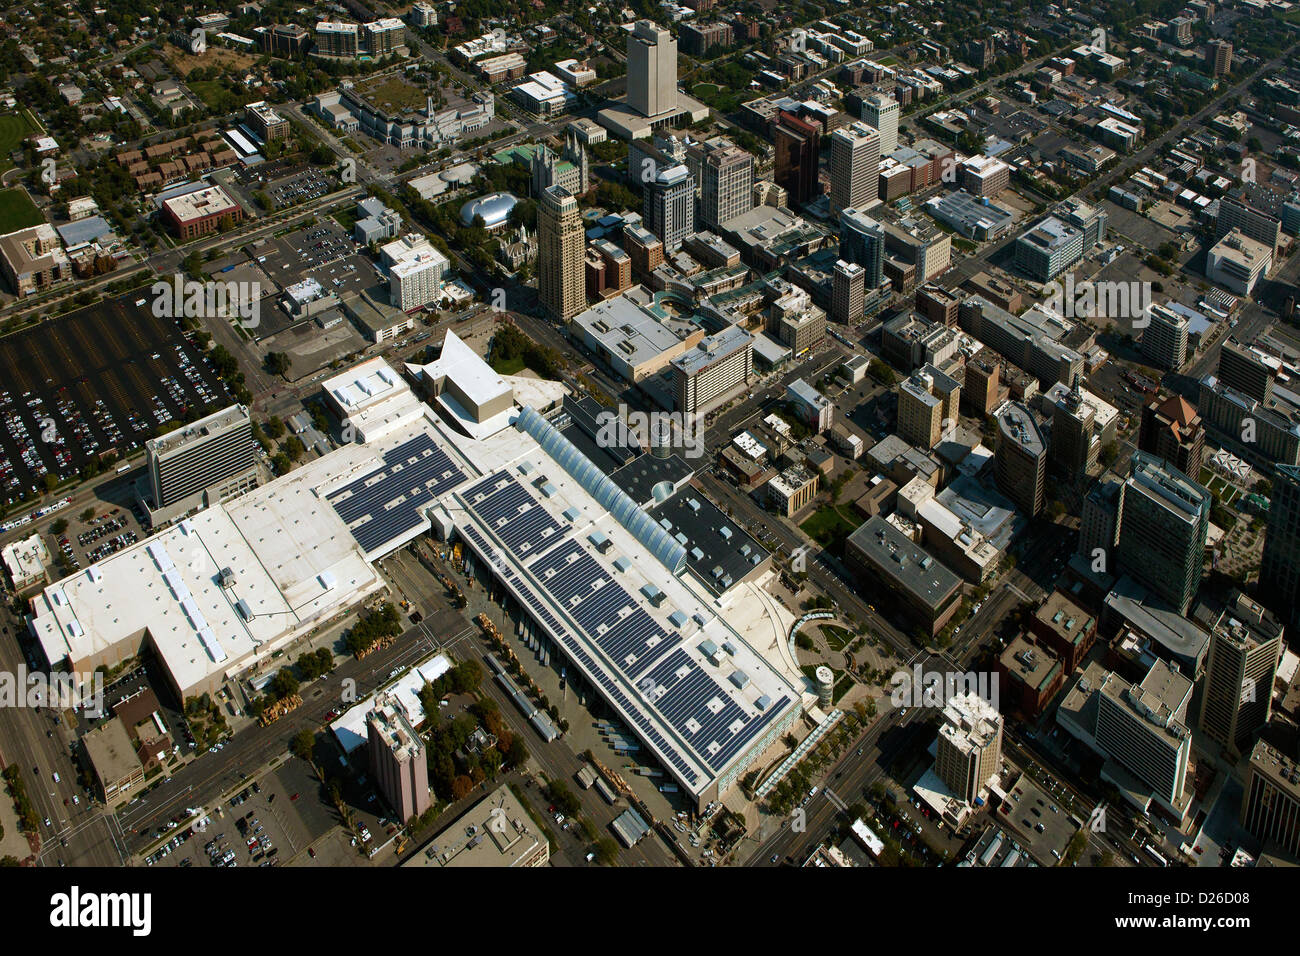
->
xmin=1143 ymin=844 xmax=1168 ymax=867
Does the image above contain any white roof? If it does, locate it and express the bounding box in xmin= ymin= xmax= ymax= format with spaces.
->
xmin=31 ymin=455 xmax=385 ymax=696
xmin=330 ymin=652 xmax=452 ymax=753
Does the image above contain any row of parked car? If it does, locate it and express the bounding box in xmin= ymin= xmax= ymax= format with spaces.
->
xmin=87 ymin=529 xmax=137 ymax=563
xmin=77 ymin=512 xmax=125 ymax=548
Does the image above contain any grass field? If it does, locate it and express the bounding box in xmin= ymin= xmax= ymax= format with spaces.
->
xmin=0 ymin=112 xmax=35 ymax=173
xmin=800 ymin=505 xmax=858 ymax=554
xmin=692 ymin=83 xmax=720 ymax=97
xmin=821 ymin=625 xmax=852 ymax=651
xmin=491 ymin=354 xmax=526 ymax=375
xmin=0 ymin=187 xmax=43 ymax=233
xmin=354 ymin=75 xmax=428 ymax=113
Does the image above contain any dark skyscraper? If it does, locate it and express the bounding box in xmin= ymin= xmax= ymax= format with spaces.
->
xmin=839 ymin=208 xmax=885 ymax=290
xmin=1260 ymin=464 xmax=1300 ymax=631
xmin=772 ymin=111 xmax=820 ymax=207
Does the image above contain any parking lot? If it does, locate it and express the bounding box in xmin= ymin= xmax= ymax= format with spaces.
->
xmin=145 ymin=771 xmax=313 ymax=868
xmin=0 ymin=295 xmax=229 ymax=505
xmin=263 ymin=167 xmax=332 ymax=210
xmin=252 ymin=222 xmax=377 ymax=306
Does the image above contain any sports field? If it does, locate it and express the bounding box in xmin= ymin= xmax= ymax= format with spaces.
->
xmin=0 ymin=112 xmax=35 ymax=174
xmin=0 ymin=187 xmax=42 ymax=233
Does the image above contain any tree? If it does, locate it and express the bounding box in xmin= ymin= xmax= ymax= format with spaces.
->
xmin=290 ymin=729 xmax=315 ymax=761
xmin=50 ymin=518 xmax=68 ymax=535
xmin=265 ymin=416 xmax=286 ymax=440
xmin=284 ymin=436 xmax=306 ymax=461
xmin=269 ymin=667 xmax=299 ymax=700
xmin=594 ymin=837 xmax=619 ymax=865
xmin=79 ymin=508 xmax=95 ymax=522
xmin=451 ymin=775 xmax=475 ymax=800
xmin=265 ymin=352 xmax=291 ymax=376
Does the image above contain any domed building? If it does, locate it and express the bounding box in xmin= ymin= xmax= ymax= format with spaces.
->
xmin=459 ymin=192 xmax=519 ymax=233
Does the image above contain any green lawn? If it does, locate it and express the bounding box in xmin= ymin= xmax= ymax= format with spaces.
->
xmin=0 ymin=187 xmax=44 ymax=233
xmin=800 ymin=505 xmax=858 ymax=554
xmin=821 ymin=625 xmax=852 ymax=651
xmin=491 ymin=355 xmax=526 ymax=375
xmin=0 ymin=112 xmax=35 ymax=172
xmin=331 ymin=206 xmax=360 ymax=233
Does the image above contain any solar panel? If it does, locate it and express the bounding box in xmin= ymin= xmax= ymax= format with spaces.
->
xmin=456 ymin=470 xmax=790 ymax=783
xmin=326 ymin=434 xmax=465 ymax=555
xmin=462 ymin=469 xmax=564 ymax=561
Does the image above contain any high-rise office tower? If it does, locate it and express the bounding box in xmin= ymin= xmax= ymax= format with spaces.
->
xmin=839 ymin=207 xmax=885 ymax=290
xmin=831 ymin=259 xmax=865 ymax=326
xmin=1116 ymin=450 xmax=1211 ymax=614
xmin=146 ymin=405 xmax=259 ymax=517
xmin=862 ymin=93 xmax=899 ymax=156
xmin=690 ymin=138 xmax=754 ymax=230
xmin=367 ymin=694 xmax=430 ymax=823
xmin=538 ymin=185 xmax=585 ymax=322
xmin=1079 ymin=475 xmax=1123 ymax=567
xmin=898 ymin=365 xmax=959 ymax=450
xmin=995 ymin=403 xmax=1047 ymax=517
xmin=1138 ymin=394 xmax=1205 ymax=478
xmin=627 ymin=20 xmax=677 ymax=118
xmin=1048 ymin=380 xmax=1117 ymax=477
xmin=1217 ymin=338 xmax=1275 ymax=403
xmin=1094 ymin=661 xmax=1193 ymax=814
xmin=1260 ymin=464 xmax=1300 ymax=632
xmin=934 ymin=692 xmax=1003 ymax=805
xmin=1199 ymin=591 xmax=1283 ymax=756
xmin=643 ymin=163 xmax=695 ymax=252
xmin=1140 ymin=303 xmax=1190 ymax=370
xmin=1051 ymin=385 xmax=1098 ymax=475
xmin=1240 ymin=738 xmax=1300 ymax=860
xmin=1206 ymin=39 xmax=1233 ymax=77
xmin=829 ymin=122 xmax=880 ymax=217
xmin=772 ymin=110 xmax=821 ymax=206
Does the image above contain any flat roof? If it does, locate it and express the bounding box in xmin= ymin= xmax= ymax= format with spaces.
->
xmin=162 ymin=184 xmax=240 ymax=223
xmin=574 ymin=293 xmax=690 ymax=369
xmin=447 ymin=411 xmax=800 ymax=801
xmin=146 ymin=404 xmax=249 ymax=458
xmin=846 ymin=515 xmax=962 ymax=608
xmin=331 ymin=652 xmax=451 ymax=753
xmin=82 ymin=718 xmax=143 ymax=783
xmin=1103 ymin=575 xmax=1210 ymax=672
xmin=407 ymin=786 xmax=546 ymax=867
xmin=671 ymin=325 xmax=752 ymax=375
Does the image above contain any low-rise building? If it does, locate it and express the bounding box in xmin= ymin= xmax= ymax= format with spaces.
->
xmin=82 ymin=719 xmax=146 ymax=806
xmin=0 ymin=223 xmax=70 ymax=298
xmin=405 ymin=785 xmax=550 ymax=867
xmin=765 ymin=463 xmax=818 ymax=516
xmin=844 ymin=516 xmax=962 ymax=636
xmin=1 ymin=533 xmax=52 ymax=594
xmin=998 ymin=635 xmax=1064 ymax=717
xmin=161 ymin=185 xmax=244 ymax=240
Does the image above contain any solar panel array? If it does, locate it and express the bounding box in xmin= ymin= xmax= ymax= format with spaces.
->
xmin=460 ymin=470 xmax=564 ymax=561
xmin=326 ymin=434 xmax=465 ymax=555
xmin=458 ymin=471 xmax=793 ymax=787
